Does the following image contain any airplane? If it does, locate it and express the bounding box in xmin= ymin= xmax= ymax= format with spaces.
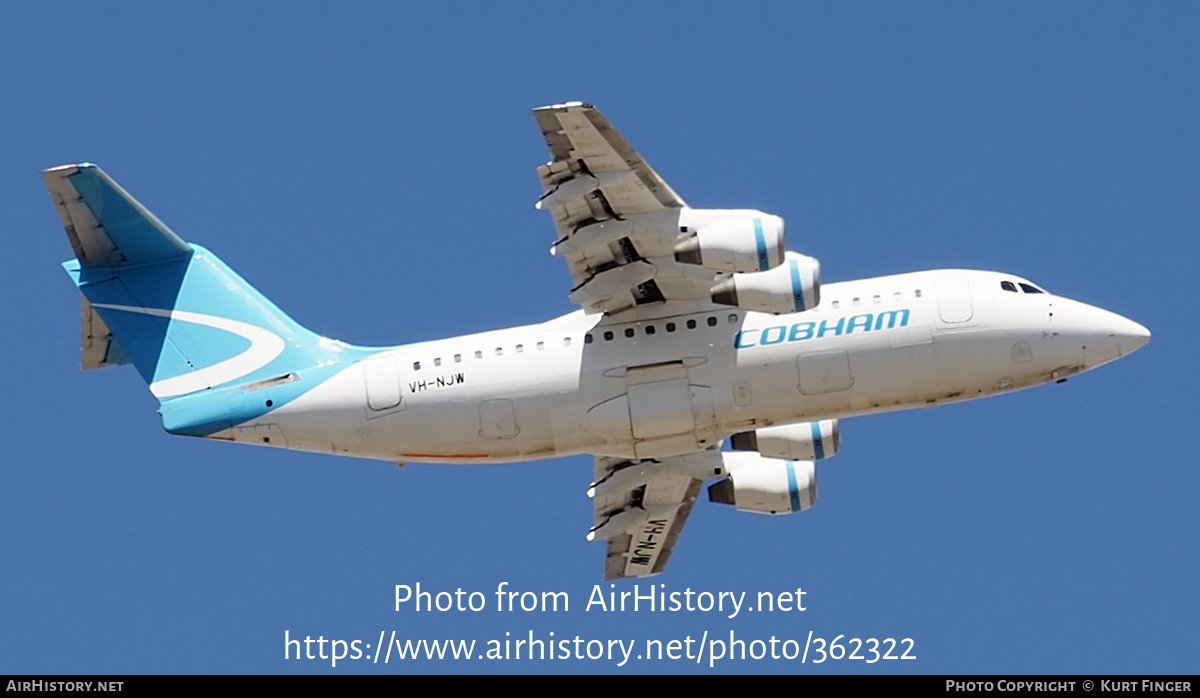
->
xmin=44 ymin=102 xmax=1149 ymax=580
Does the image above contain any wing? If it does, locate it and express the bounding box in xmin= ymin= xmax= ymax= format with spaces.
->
xmin=533 ymin=103 xmax=738 ymax=318
xmin=588 ymin=451 xmax=724 ymax=580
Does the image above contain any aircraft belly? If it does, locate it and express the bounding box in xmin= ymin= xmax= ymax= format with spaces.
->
xmin=572 ymin=343 xmax=731 ymax=458
xmin=259 ymin=357 xmax=583 ymax=463
xmin=395 ymin=368 xmax=612 ymax=460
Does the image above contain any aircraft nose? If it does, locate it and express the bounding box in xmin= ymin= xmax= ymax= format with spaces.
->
xmin=1109 ymin=315 xmax=1151 ymax=357
xmin=1077 ymin=303 xmax=1150 ymax=361
xmin=1052 ymin=299 xmax=1150 ymax=370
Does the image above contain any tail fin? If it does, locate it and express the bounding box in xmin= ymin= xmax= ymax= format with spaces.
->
xmin=44 ymin=164 xmax=368 ymax=434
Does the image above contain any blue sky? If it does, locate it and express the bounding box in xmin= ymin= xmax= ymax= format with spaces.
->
xmin=2 ymin=3 xmax=1196 ymax=674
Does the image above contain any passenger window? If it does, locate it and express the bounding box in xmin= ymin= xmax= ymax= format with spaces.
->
xmin=666 ymin=322 xmax=676 ymax=332
xmin=474 ymin=350 xmax=483 ymax=359
xmin=536 ymin=342 xmax=544 ymax=350
xmin=454 ymin=354 xmax=462 ymax=363
xmin=603 ymin=331 xmax=614 ymax=341
xmin=914 ymin=289 xmax=923 ymax=298
xmin=562 ymin=337 xmax=572 ymax=346
xmin=624 ymin=328 xmax=635 ymax=338
xmin=584 ymin=334 xmax=593 ymax=344
xmin=1019 ymin=283 xmax=1044 ymax=294
xmin=892 ymin=291 xmax=902 ymax=301
xmin=413 ymin=361 xmax=421 ymax=370
xmin=872 ymin=295 xmax=881 ymax=304
xmin=433 ymin=358 xmax=441 ymax=367
xmin=645 ymin=325 xmax=656 ymax=335
xmin=1001 ymin=281 xmax=1018 ymax=292
xmin=516 ymin=344 xmax=524 ymax=353
xmin=831 ymin=300 xmax=840 ymax=309
xmin=686 ymin=319 xmax=697 ymax=330
xmin=728 ymin=313 xmax=739 ymax=324
xmin=707 ymin=316 xmax=718 ymax=327
xmin=494 ymin=347 xmax=503 ymax=356
xmin=852 ymin=297 xmax=861 ymax=306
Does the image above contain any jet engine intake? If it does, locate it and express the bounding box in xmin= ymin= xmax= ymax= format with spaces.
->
xmin=708 ymin=452 xmax=817 ymax=515
xmin=710 ymin=251 xmax=820 ymax=314
xmin=674 ymin=214 xmax=786 ymax=273
xmin=729 ymin=419 xmax=840 ymax=461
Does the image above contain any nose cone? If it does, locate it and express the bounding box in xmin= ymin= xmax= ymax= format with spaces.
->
xmin=1071 ymin=302 xmax=1150 ymax=367
xmin=1110 ymin=315 xmax=1151 ymax=357
xmin=1045 ymin=297 xmax=1150 ymax=372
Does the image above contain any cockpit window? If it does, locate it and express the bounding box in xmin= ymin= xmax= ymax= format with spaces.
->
xmin=1018 ymin=282 xmax=1044 ymax=294
xmin=1001 ymin=281 xmax=1018 ymax=292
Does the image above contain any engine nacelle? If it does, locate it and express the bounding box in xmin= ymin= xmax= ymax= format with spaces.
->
xmin=710 ymin=251 xmax=820 ymax=314
xmin=729 ymin=419 xmax=840 ymax=461
xmin=708 ymin=452 xmax=817 ymax=515
xmin=674 ymin=214 xmax=786 ymax=273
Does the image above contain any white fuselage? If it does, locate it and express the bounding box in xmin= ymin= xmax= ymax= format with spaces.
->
xmin=237 ymin=269 xmax=1148 ymax=464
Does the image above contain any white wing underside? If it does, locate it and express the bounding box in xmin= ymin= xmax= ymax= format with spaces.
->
xmin=592 ymin=451 xmax=725 ymax=580
xmin=534 ymin=103 xmax=731 ymax=319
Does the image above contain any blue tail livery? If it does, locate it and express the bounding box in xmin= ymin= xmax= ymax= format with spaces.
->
xmin=44 ymin=163 xmax=373 ymax=436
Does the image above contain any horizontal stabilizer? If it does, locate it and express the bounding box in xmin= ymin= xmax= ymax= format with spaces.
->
xmin=43 ymin=163 xmax=190 ymax=266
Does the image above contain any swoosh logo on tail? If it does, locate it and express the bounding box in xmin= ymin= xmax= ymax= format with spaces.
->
xmin=93 ymin=304 xmax=285 ymax=398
